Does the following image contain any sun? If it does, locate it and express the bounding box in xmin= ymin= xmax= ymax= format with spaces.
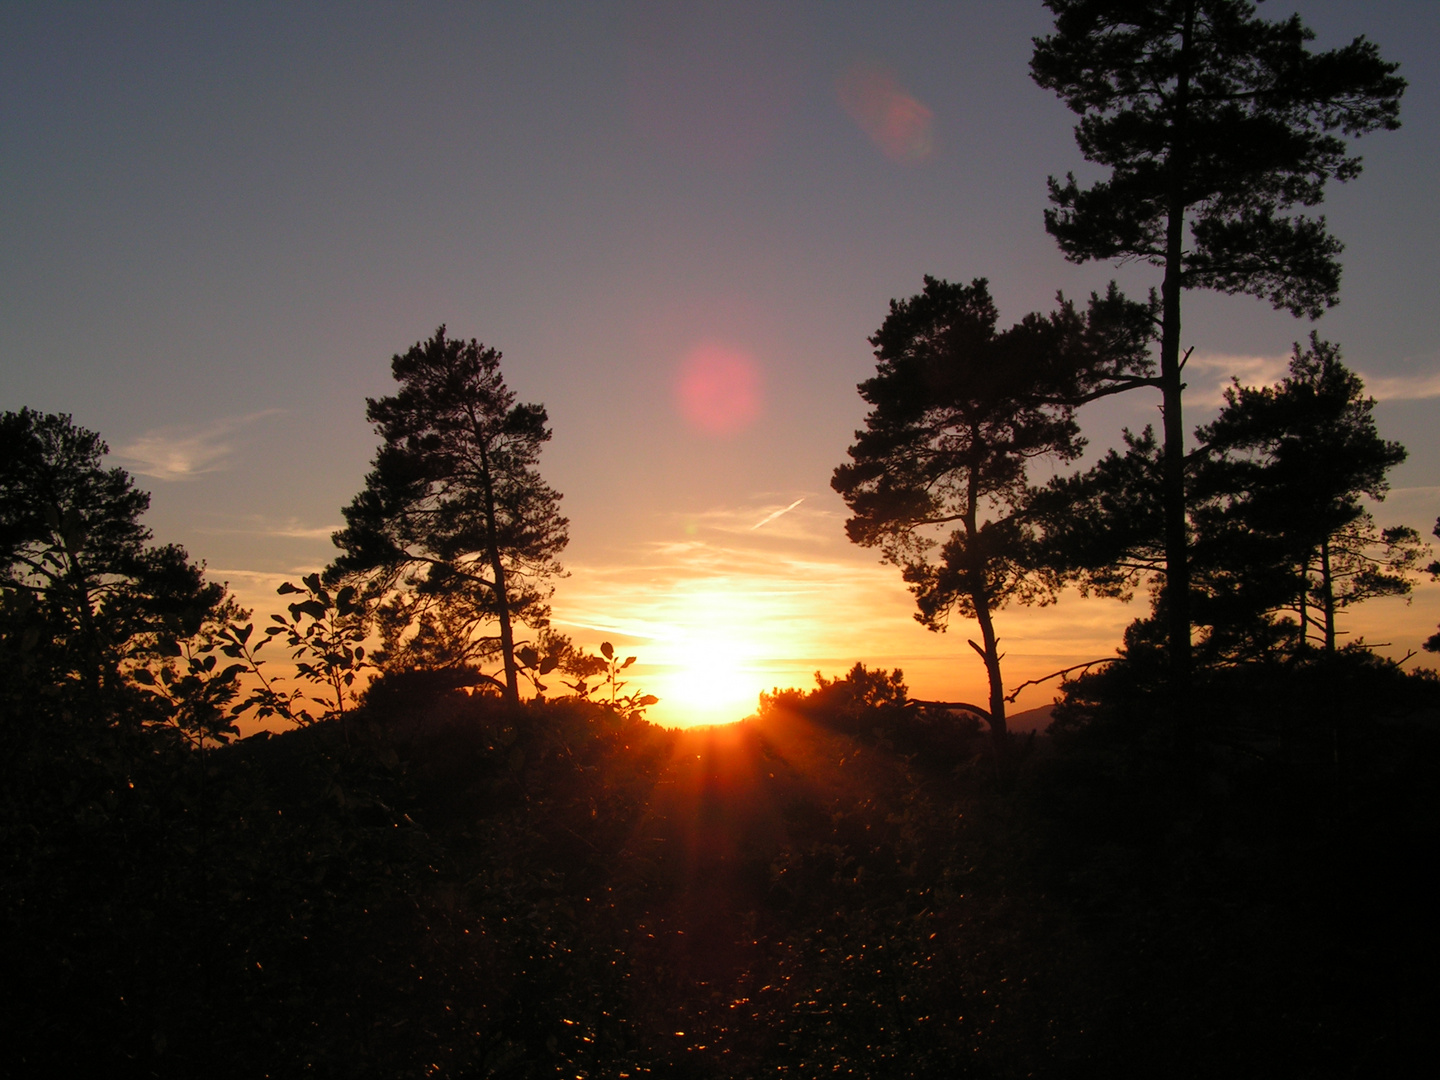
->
xmin=655 ymin=630 xmax=761 ymax=727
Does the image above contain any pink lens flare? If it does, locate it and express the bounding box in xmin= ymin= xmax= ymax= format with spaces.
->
xmin=676 ymin=342 xmax=763 ymax=435
xmin=837 ymin=62 xmax=935 ymax=166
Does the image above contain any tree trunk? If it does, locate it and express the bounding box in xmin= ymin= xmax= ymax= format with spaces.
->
xmin=1321 ymin=536 xmax=1336 ymax=653
xmin=1158 ymin=1 xmax=1197 ymax=693
xmin=1297 ymin=555 xmax=1309 ymax=652
xmin=477 ymin=442 xmax=520 ymax=703
xmin=970 ymin=594 xmax=1007 ymax=748
xmin=962 ymin=457 xmax=1007 ymax=759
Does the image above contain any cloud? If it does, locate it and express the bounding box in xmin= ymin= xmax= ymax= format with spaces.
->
xmin=1183 ymin=352 xmax=1291 ymax=406
xmin=750 ymin=497 xmax=804 ymax=530
xmin=195 ymin=516 xmax=340 ymax=541
xmin=683 ymin=495 xmax=838 ymax=543
xmin=1183 ymin=352 xmax=1440 ymax=405
xmin=116 ymin=410 xmax=281 ymax=481
xmin=1361 ymin=370 xmax=1440 ymax=402
xmin=551 ymin=497 xmax=1140 ymax=724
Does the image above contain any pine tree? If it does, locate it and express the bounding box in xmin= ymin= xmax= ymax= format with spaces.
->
xmin=1032 ymin=0 xmax=1404 ymax=685
xmin=330 ymin=328 xmax=568 ymax=703
xmin=833 ymin=277 xmax=1151 ymax=746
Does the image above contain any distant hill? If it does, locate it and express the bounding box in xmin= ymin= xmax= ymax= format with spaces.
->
xmin=1006 ymin=704 xmax=1054 ymax=735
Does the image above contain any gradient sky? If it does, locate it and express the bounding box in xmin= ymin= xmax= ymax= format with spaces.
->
xmin=4 ymin=2 xmax=1439 ymax=725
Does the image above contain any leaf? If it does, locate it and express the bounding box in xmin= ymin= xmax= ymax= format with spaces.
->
xmin=277 ymin=581 xmax=301 ymax=595
xmin=236 ymin=623 xmax=253 ymax=644
xmin=517 ymin=645 xmax=540 ymax=669
xmin=131 ymin=668 xmax=156 ymax=686
xmin=539 ymin=656 xmax=559 ymax=676
xmin=354 ymin=645 xmax=364 ymax=660
xmin=302 ymin=572 xmax=322 ymax=593
xmin=289 ymin=600 xmax=327 ymax=621
xmin=336 ymin=585 xmax=357 ymax=613
xmin=622 ymin=656 xmax=636 ymax=669
xmin=218 ymin=664 xmax=245 ymax=683
xmin=637 ymin=695 xmax=659 ymax=707
xmin=156 ymin=638 xmax=183 ymax=657
xmin=203 ymin=654 xmax=217 ymax=672
xmin=601 ymin=641 xmax=614 ymax=660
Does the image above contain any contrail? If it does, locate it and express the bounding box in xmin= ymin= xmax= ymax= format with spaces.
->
xmin=751 ymin=497 xmax=805 ymax=530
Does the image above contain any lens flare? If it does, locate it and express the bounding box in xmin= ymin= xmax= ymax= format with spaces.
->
xmin=837 ymin=62 xmax=935 ymax=166
xmin=675 ymin=342 xmax=763 ymax=435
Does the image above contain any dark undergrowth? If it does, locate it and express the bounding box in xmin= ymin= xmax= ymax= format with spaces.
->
xmin=4 ymin=655 xmax=1438 ymax=1078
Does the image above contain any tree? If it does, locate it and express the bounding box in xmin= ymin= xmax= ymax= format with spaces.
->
xmin=1032 ymin=0 xmax=1405 ymax=686
xmin=1424 ymin=518 xmax=1440 ymax=656
xmin=1197 ymin=335 xmax=1417 ymax=653
xmin=1035 ymin=337 xmax=1422 ymax=664
xmin=832 ymin=277 xmax=1151 ymax=747
xmin=330 ymin=327 xmax=569 ymax=704
xmin=0 ymin=408 xmax=240 ymax=740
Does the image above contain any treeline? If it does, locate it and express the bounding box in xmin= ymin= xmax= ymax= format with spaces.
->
xmin=833 ymin=0 xmax=1432 ymax=749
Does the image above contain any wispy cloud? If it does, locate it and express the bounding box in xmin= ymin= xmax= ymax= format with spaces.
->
xmin=1184 ymin=352 xmax=1291 ymax=406
xmin=750 ymin=497 xmax=805 ymax=530
xmin=195 ymin=516 xmax=340 ymax=541
xmin=1362 ymin=370 xmax=1440 ymax=402
xmin=1184 ymin=352 xmax=1440 ymax=405
xmin=116 ymin=410 xmax=281 ymax=481
xmin=682 ymin=495 xmax=838 ymax=543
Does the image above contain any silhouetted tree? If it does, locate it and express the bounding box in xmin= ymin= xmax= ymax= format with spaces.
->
xmin=1419 ymin=518 xmax=1440 ymax=656
xmin=1036 ymin=338 xmax=1421 ymax=664
xmin=1032 ymin=0 xmax=1405 ymax=686
xmin=0 ymin=408 xmax=239 ymax=739
xmin=832 ymin=277 xmax=1151 ymax=746
xmin=330 ymin=328 xmax=568 ymax=703
xmin=1198 ymin=335 xmax=1418 ymax=652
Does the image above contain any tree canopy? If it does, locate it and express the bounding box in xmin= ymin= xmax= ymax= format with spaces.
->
xmin=1196 ymin=335 xmax=1417 ymax=653
xmin=330 ymin=327 xmax=569 ymax=703
xmin=1031 ymin=0 xmax=1405 ymax=686
xmin=1034 ymin=337 xmax=1422 ymax=666
xmin=833 ymin=276 xmax=1152 ymax=741
xmin=0 ymin=408 xmax=237 ymax=739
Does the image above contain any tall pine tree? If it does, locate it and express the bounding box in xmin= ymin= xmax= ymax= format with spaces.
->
xmin=1032 ymin=0 xmax=1404 ymax=686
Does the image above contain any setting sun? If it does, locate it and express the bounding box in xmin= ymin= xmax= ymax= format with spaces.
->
xmin=652 ymin=625 xmax=762 ymax=726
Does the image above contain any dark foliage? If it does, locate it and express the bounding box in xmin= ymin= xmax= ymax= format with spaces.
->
xmin=7 ymin=642 xmax=1437 ymax=1077
xmin=331 ymin=328 xmax=569 ymax=702
xmin=832 ymin=277 xmax=1152 ymax=741
xmin=1032 ymin=0 xmax=1405 ymax=684
xmin=1197 ymin=335 xmax=1417 ymax=653
xmin=1034 ymin=338 xmax=1423 ymax=667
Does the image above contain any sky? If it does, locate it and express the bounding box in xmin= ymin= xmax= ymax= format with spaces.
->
xmin=4 ymin=1 xmax=1439 ymax=726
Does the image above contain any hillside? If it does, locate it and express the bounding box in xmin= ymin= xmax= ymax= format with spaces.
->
xmin=6 ymin=658 xmax=1440 ymax=1077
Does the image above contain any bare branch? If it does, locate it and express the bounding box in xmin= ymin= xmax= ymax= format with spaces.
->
xmin=1004 ymin=658 xmax=1117 ymax=703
